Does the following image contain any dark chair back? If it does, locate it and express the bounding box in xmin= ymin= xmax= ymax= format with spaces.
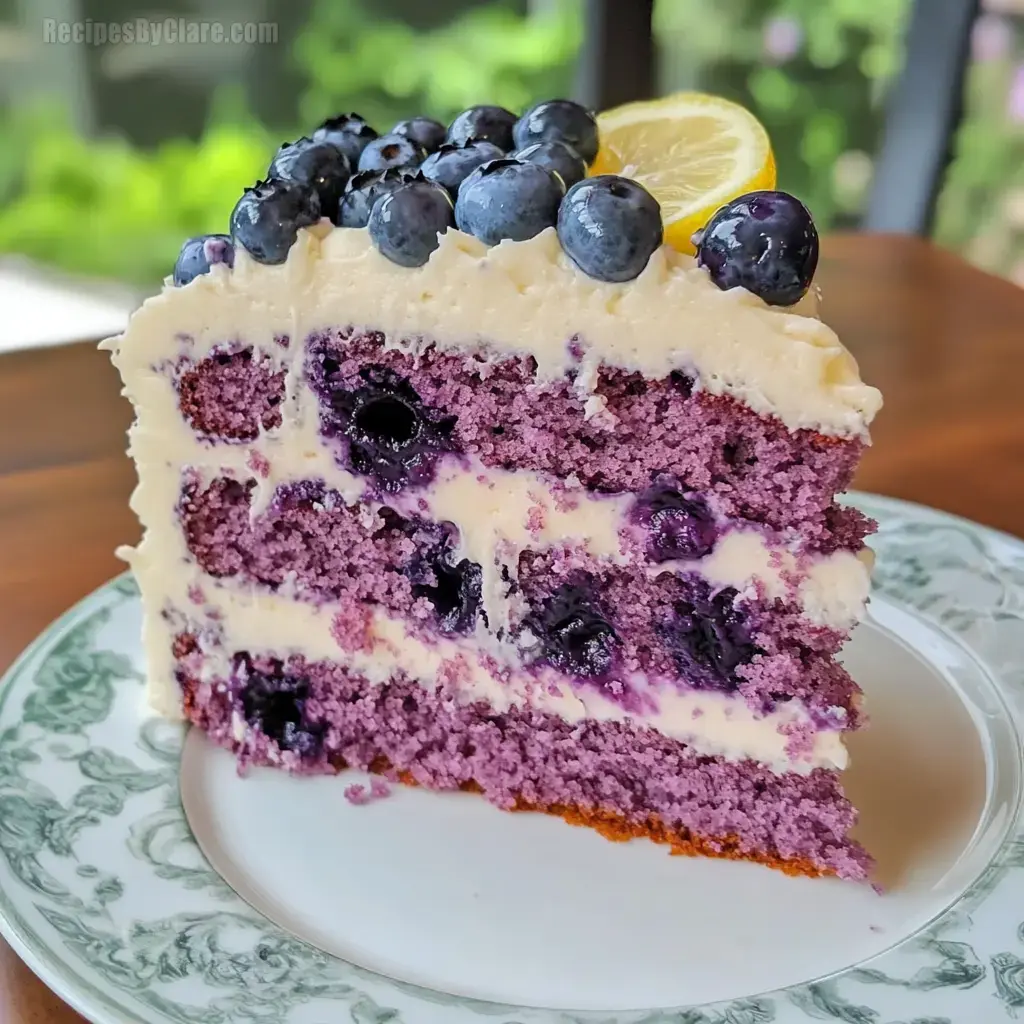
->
xmin=863 ymin=0 xmax=980 ymax=235
xmin=575 ymin=0 xmax=655 ymax=112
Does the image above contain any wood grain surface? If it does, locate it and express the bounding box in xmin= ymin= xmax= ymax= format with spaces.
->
xmin=0 ymin=234 xmax=1022 ymax=1023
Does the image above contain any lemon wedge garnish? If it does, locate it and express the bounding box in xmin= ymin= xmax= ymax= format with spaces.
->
xmin=591 ymin=92 xmax=777 ymax=254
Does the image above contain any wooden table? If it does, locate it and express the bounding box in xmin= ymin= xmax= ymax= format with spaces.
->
xmin=1 ymin=235 xmax=1022 ymax=1023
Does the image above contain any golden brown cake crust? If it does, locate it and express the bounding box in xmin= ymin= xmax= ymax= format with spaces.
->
xmin=176 ymin=665 xmax=846 ymax=882
xmin=530 ymin=801 xmax=829 ymax=878
xmin=392 ymin=769 xmax=831 ymax=880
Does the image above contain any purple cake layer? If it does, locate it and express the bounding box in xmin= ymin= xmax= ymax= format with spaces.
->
xmin=176 ymin=644 xmax=871 ymax=880
xmin=172 ymin=336 xmax=873 ymax=549
xmin=180 ymin=475 xmax=861 ymax=719
xmin=178 ymin=347 xmax=284 ymax=441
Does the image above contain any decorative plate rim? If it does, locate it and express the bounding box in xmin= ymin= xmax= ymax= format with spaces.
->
xmin=1 ymin=491 xmax=1023 ymax=1024
xmin=0 ymin=586 xmax=148 ymax=1024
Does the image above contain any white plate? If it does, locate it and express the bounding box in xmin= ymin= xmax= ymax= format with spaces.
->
xmin=1 ymin=493 xmax=1023 ymax=1024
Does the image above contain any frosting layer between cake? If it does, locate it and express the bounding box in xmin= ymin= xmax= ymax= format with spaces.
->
xmin=117 ymin=386 xmax=861 ymax=771
xmin=172 ymin=582 xmax=847 ymax=771
xmin=118 ymin=347 xmax=872 ymax=636
xmin=123 ymin=425 xmax=858 ymax=770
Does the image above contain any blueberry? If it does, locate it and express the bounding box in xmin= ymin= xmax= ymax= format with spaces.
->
xmin=408 ymin=536 xmax=482 ymax=634
xmin=268 ymin=136 xmax=350 ymax=222
xmin=336 ymin=168 xmax=416 ymax=228
xmin=528 ymin=584 xmax=618 ymax=678
xmin=237 ymin=656 xmax=323 ymax=756
xmin=420 ymin=140 xmax=505 ymax=197
xmin=392 ymin=116 xmax=447 ymax=154
xmin=326 ymin=365 xmax=456 ymax=491
xmin=446 ymin=105 xmax=517 ymax=150
xmin=312 ymin=112 xmax=378 ymax=167
xmin=557 ymin=175 xmax=662 ymax=282
xmin=230 ymin=178 xmax=321 ymax=265
xmin=357 ymin=133 xmax=426 ymax=174
xmin=662 ymin=587 xmax=755 ymax=691
xmin=455 ymin=159 xmax=562 ymax=245
xmin=634 ymin=482 xmax=716 ymax=562
xmin=513 ymin=141 xmax=585 ymax=190
xmin=694 ymin=191 xmax=819 ymax=307
xmin=513 ymin=99 xmax=599 ymax=164
xmin=368 ymin=180 xmax=454 ymax=268
xmin=173 ymin=234 xmax=234 ymax=286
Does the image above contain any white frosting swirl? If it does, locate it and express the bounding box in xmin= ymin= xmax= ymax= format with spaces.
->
xmin=112 ymin=223 xmax=880 ymax=438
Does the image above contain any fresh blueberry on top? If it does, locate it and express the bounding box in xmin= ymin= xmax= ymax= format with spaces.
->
xmin=527 ymin=583 xmax=618 ymax=678
xmin=173 ymin=234 xmax=234 ymax=286
xmin=312 ymin=112 xmax=378 ymax=167
xmin=368 ymin=179 xmax=454 ymax=267
xmin=268 ymin=136 xmax=351 ymax=222
xmin=420 ymin=140 xmax=505 ymax=197
xmin=392 ymin=116 xmax=447 ymax=154
xmin=513 ymin=99 xmax=599 ymax=164
xmin=513 ymin=140 xmax=586 ymax=190
xmin=634 ymin=482 xmax=717 ymax=562
xmin=694 ymin=190 xmax=819 ymax=307
xmin=557 ymin=175 xmax=662 ymax=282
xmin=357 ymin=133 xmax=426 ymax=174
xmin=336 ymin=168 xmax=417 ymax=228
xmin=663 ymin=587 xmax=756 ymax=691
xmin=407 ymin=537 xmax=482 ymax=634
xmin=446 ymin=105 xmax=517 ymax=150
xmin=455 ymin=159 xmax=563 ymax=246
xmin=326 ymin=365 xmax=456 ymax=491
xmin=230 ymin=178 xmax=321 ymax=265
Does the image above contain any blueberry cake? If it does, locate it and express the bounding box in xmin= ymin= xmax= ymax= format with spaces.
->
xmin=107 ymin=100 xmax=883 ymax=880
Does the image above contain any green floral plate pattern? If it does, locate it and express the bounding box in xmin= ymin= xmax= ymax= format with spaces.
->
xmin=1 ymin=493 xmax=1023 ymax=1024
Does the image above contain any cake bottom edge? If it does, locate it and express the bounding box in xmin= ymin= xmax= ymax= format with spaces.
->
xmin=176 ymin=644 xmax=873 ymax=882
xmin=393 ymin=767 xmax=840 ymax=880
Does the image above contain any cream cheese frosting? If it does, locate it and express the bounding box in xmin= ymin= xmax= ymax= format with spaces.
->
xmin=388 ymin=459 xmax=632 ymax=632
xmin=113 ymin=348 xmax=870 ymax=635
xmin=109 ymin=222 xmax=880 ymax=439
xmin=112 ymin=346 xmax=862 ymax=773
xmin=114 ymin=361 xmax=855 ymax=772
xmin=106 ymin=219 xmax=875 ymax=777
xmin=173 ymin=578 xmax=847 ymax=773
xmin=666 ymin=531 xmax=873 ymax=630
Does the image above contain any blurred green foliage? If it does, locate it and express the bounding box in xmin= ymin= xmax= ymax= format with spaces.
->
xmin=934 ymin=56 xmax=1024 ymax=283
xmin=0 ymin=95 xmax=272 ymax=283
xmin=0 ymin=0 xmax=580 ymax=285
xmin=655 ymin=0 xmax=910 ymax=228
xmin=294 ymin=0 xmax=580 ymax=130
xmin=1 ymin=0 xmax=1023 ymax=286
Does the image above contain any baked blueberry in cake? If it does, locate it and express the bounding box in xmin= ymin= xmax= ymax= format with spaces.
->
xmin=106 ymin=95 xmax=882 ymax=881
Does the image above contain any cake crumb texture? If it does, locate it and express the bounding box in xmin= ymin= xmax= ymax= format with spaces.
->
xmin=176 ymin=646 xmax=872 ymax=880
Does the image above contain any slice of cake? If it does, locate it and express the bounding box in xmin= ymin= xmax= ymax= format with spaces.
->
xmin=107 ymin=99 xmax=882 ymax=881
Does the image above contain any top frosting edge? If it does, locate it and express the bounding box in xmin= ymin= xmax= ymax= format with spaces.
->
xmin=111 ymin=223 xmax=882 ymax=439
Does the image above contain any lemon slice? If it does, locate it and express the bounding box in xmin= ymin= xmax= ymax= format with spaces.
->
xmin=591 ymin=92 xmax=776 ymax=254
